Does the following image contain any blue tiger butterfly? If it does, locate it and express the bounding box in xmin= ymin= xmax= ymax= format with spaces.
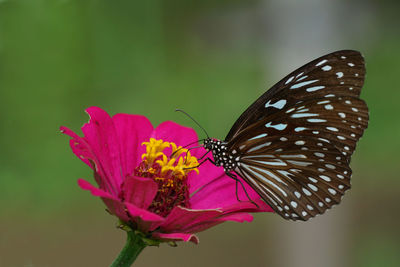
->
xmin=202 ymin=50 xmax=368 ymax=221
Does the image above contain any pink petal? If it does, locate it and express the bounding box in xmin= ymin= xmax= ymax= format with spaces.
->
xmin=60 ymin=126 xmax=94 ymax=168
xmin=121 ymin=176 xmax=158 ymax=210
xmin=160 ymin=206 xmax=222 ymax=233
xmin=112 ymin=113 xmax=153 ymax=177
xmin=151 ymin=232 xmax=199 ymax=244
xmin=220 ymin=199 xmax=273 ymax=214
xmin=179 ymin=201 xmax=272 ymax=233
xmin=189 ymin=170 xmax=263 ymax=210
xmin=180 ymin=212 xmax=256 ymax=234
xmin=81 ymin=107 xmax=124 ymax=196
xmin=167 ymin=213 xmax=252 ymax=234
xmin=217 ymin=212 xmax=254 ymax=223
xmin=125 ymin=203 xmax=165 ymax=232
xmin=187 ymin=160 xmax=224 ymax=194
xmin=78 ymin=179 xmax=130 ymax=222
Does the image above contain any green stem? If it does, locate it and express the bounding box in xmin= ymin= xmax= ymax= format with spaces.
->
xmin=110 ymin=231 xmax=147 ymax=267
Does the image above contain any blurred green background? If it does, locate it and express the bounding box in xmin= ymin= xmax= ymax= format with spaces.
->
xmin=0 ymin=0 xmax=399 ymax=266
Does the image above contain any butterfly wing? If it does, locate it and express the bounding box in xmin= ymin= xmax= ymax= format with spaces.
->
xmin=226 ymin=50 xmax=368 ymax=221
xmin=226 ymin=50 xmax=366 ymax=144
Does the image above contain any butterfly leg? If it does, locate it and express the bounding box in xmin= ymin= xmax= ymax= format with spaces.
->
xmin=182 ymin=145 xmax=205 ymax=164
xmin=197 ymin=150 xmax=211 ymax=161
xmin=225 ymin=172 xmax=259 ymax=208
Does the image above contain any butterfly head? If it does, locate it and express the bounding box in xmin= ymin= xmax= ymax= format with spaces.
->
xmin=203 ymin=138 xmax=220 ymax=151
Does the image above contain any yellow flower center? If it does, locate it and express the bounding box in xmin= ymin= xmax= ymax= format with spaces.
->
xmin=135 ymin=138 xmax=199 ymax=217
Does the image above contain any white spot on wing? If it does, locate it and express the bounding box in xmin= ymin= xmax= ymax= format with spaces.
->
xmin=308 ymin=184 xmax=318 ymax=191
xmin=308 ymin=119 xmax=327 ymax=123
xmin=290 ymin=79 xmax=318 ymax=89
xmin=314 ymin=152 xmax=325 ymax=158
xmin=249 ymin=159 xmax=287 ymax=167
xmin=291 ymin=113 xmax=318 ymax=118
xmin=285 ymin=76 xmax=295 ymax=84
xmin=265 ymin=99 xmax=287 ymax=109
xmin=247 ymin=142 xmax=272 ymax=153
xmin=297 ymin=75 xmax=308 ymax=81
xmin=249 ymin=133 xmax=267 ymax=140
xmin=265 ymin=122 xmax=287 ymax=130
xmin=307 ymin=86 xmax=325 ymax=92
xmin=295 ymin=127 xmax=307 ymax=132
xmin=328 ymin=188 xmax=337 ymax=195
xmin=286 ymin=108 xmax=295 ymax=113
xmin=316 ymin=59 xmax=328 ymax=66
xmin=280 ymin=154 xmax=307 ymax=159
xmin=336 ymin=72 xmax=344 ymax=78
xmin=327 ymin=127 xmax=339 ymax=132
xmin=325 ymin=164 xmax=336 ymax=169
xmin=309 ymin=177 xmax=318 ymax=183
xmin=287 ymin=160 xmax=312 ymax=167
xmin=285 ymin=76 xmax=294 ymax=84
xmin=322 ymin=65 xmax=332 ymax=71
xmin=302 ymin=188 xmax=312 ymax=196
xmin=320 ymin=175 xmax=331 ymax=182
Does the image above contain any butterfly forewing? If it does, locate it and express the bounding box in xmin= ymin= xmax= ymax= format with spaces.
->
xmin=226 ymin=50 xmax=366 ymax=141
xmin=223 ymin=50 xmax=368 ymax=221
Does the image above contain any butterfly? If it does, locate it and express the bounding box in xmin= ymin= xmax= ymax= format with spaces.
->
xmin=203 ymin=50 xmax=368 ymax=221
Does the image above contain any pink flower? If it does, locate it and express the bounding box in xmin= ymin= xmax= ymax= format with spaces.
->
xmin=61 ymin=107 xmax=272 ymax=244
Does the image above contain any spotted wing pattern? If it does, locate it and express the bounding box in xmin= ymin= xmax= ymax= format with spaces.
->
xmin=226 ymin=50 xmax=368 ymax=221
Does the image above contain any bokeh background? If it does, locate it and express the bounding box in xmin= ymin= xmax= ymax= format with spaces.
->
xmin=1 ymin=0 xmax=399 ymax=266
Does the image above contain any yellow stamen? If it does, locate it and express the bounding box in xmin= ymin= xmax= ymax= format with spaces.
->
xmin=141 ymin=138 xmax=199 ymax=183
xmin=141 ymin=138 xmax=170 ymax=165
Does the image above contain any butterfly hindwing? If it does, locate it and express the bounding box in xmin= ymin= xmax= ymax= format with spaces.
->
xmin=236 ymin=135 xmax=352 ymax=221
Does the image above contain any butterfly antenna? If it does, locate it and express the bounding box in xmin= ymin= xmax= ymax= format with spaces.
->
xmin=175 ymin=109 xmax=209 ymax=139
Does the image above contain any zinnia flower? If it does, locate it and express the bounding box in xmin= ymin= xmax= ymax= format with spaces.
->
xmin=61 ymin=107 xmax=272 ymax=265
